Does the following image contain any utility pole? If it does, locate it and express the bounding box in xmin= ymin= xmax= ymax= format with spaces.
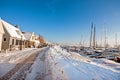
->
xmin=90 ymin=22 xmax=93 ymax=49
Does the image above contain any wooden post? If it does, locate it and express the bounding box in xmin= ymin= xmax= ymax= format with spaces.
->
xmin=20 ymin=36 xmax=23 ymax=50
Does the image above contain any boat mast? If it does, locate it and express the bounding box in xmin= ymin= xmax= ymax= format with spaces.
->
xmin=93 ymin=24 xmax=96 ymax=49
xmin=90 ymin=22 xmax=93 ymax=49
xmin=79 ymin=34 xmax=83 ymax=48
xmin=115 ymin=33 xmax=117 ymax=48
xmin=104 ymin=23 xmax=107 ymax=50
xmin=100 ymin=36 xmax=102 ymax=47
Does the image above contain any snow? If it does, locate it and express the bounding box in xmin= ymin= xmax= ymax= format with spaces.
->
xmin=25 ymin=49 xmax=47 ymax=80
xmin=0 ymin=19 xmax=4 ymax=34
xmin=26 ymin=47 xmax=69 ymax=80
xmin=0 ymin=63 xmax=15 ymax=78
xmin=47 ymin=48 xmax=69 ymax=80
xmin=0 ymin=45 xmax=120 ymax=80
xmin=91 ymin=58 xmax=120 ymax=73
xmin=1 ymin=19 xmax=25 ymax=40
xmin=0 ymin=48 xmax=39 ymax=77
xmin=48 ymin=45 xmax=120 ymax=80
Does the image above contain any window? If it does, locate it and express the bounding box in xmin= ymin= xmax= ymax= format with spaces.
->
xmin=12 ymin=39 xmax=14 ymax=45
xmin=16 ymin=40 xmax=19 ymax=45
xmin=4 ymin=38 xmax=6 ymax=41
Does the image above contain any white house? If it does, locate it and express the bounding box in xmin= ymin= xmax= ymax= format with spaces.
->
xmin=0 ymin=18 xmax=26 ymax=51
xmin=22 ymin=32 xmax=36 ymax=48
xmin=0 ymin=18 xmax=5 ymax=51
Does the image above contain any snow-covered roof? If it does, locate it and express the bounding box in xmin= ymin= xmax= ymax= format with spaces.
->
xmin=1 ymin=19 xmax=25 ymax=40
xmin=22 ymin=32 xmax=33 ymax=40
xmin=0 ymin=19 xmax=4 ymax=34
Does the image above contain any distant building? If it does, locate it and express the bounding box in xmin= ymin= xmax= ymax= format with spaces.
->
xmin=0 ymin=19 xmax=26 ymax=51
xmin=23 ymin=32 xmax=43 ymax=48
xmin=39 ymin=35 xmax=44 ymax=44
xmin=22 ymin=32 xmax=36 ymax=48
xmin=34 ymin=34 xmax=40 ymax=48
xmin=0 ymin=19 xmax=5 ymax=51
xmin=34 ymin=34 xmax=46 ymax=48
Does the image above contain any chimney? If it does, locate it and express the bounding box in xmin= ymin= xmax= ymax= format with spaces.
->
xmin=15 ymin=25 xmax=19 ymax=28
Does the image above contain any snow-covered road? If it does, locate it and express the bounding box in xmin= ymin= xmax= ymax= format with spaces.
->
xmin=25 ymin=47 xmax=52 ymax=80
xmin=0 ymin=48 xmax=47 ymax=79
xmin=0 ymin=48 xmax=41 ymax=77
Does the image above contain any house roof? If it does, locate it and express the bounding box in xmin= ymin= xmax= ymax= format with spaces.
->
xmin=1 ymin=19 xmax=26 ymax=40
xmin=0 ymin=19 xmax=4 ymax=34
xmin=22 ymin=32 xmax=34 ymax=40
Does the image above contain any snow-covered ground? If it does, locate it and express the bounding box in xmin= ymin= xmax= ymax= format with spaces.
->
xmin=0 ymin=46 xmax=120 ymax=80
xmin=48 ymin=45 xmax=120 ymax=80
xmin=0 ymin=48 xmax=42 ymax=78
xmin=25 ymin=48 xmax=50 ymax=80
xmin=26 ymin=47 xmax=69 ymax=80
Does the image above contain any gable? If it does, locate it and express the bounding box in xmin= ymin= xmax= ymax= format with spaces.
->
xmin=23 ymin=32 xmax=32 ymax=40
xmin=0 ymin=19 xmax=4 ymax=34
xmin=1 ymin=19 xmax=26 ymax=40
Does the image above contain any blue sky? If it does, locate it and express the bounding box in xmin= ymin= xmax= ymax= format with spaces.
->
xmin=0 ymin=0 xmax=120 ymax=45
